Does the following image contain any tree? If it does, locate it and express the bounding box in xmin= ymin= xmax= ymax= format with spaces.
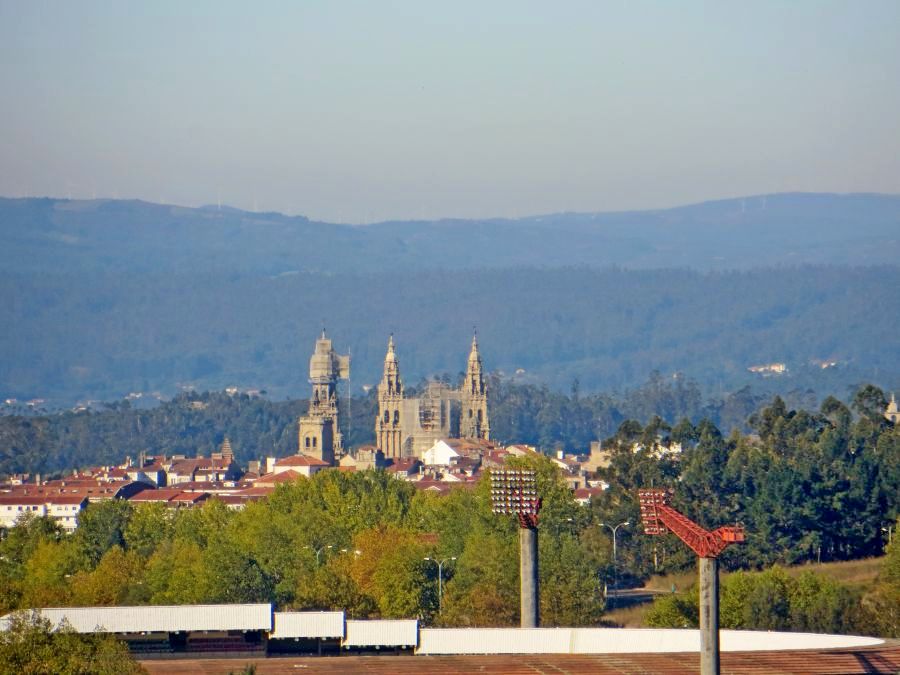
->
xmin=0 ymin=513 xmax=64 ymax=612
xmin=17 ymin=540 xmax=81 ymax=609
xmin=73 ymin=499 xmax=133 ymax=566
xmin=68 ymin=546 xmax=147 ymax=606
xmin=144 ymin=539 xmax=208 ymax=605
xmin=124 ymin=502 xmax=173 ymax=558
xmin=852 ymin=384 xmax=888 ymax=423
xmin=789 ymin=571 xmax=860 ymax=634
xmin=348 ymin=526 xmax=429 ymax=619
xmin=0 ymin=611 xmax=145 ymax=675
xmin=539 ymin=534 xmax=604 ymax=626
xmin=644 ymin=592 xmax=698 ymax=628
xmin=202 ymin=536 xmax=274 ymax=604
xmin=441 ymin=527 xmax=519 ymax=627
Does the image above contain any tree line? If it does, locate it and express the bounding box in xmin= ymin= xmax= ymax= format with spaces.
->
xmin=0 ymin=457 xmax=607 ymax=629
xmin=0 ymin=373 xmax=840 ymax=477
xmin=645 ymin=553 xmax=900 ymax=638
xmin=1 ymin=385 xmax=898 ymax=636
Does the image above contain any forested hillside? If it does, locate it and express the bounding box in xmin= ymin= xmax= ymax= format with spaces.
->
xmin=3 ymin=266 xmax=899 ymax=406
xmin=0 ymin=376 xmax=859 ymax=477
xmin=2 ymin=194 xmax=899 ymax=405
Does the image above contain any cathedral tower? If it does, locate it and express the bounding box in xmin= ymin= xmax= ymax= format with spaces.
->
xmin=298 ymin=331 xmax=350 ymax=465
xmin=460 ymin=333 xmax=490 ymax=440
xmin=376 ymin=335 xmax=405 ymax=458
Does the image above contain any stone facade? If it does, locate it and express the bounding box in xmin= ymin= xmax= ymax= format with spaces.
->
xmin=375 ymin=335 xmax=491 ymax=459
xmin=886 ymin=393 xmax=900 ymax=425
xmin=298 ymin=331 xmax=350 ymax=465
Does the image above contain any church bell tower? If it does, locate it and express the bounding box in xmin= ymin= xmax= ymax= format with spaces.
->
xmin=376 ymin=335 xmax=405 ymax=458
xmin=460 ymin=333 xmax=490 ymax=440
xmin=298 ymin=331 xmax=350 ymax=465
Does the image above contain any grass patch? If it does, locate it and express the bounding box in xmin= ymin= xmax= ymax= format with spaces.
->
xmin=779 ymin=556 xmax=883 ymax=588
xmin=643 ymin=556 xmax=883 ymax=594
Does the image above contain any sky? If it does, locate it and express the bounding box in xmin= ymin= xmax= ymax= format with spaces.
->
xmin=1 ymin=1 xmax=899 ymax=223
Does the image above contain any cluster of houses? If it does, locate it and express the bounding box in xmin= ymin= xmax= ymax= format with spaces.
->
xmin=0 ymin=437 xmax=612 ymax=534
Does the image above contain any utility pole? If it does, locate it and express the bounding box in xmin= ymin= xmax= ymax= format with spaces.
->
xmin=491 ymin=469 xmax=541 ymax=628
xmin=637 ymin=489 xmax=744 ymax=675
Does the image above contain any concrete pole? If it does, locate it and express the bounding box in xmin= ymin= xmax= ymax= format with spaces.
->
xmin=699 ymin=556 xmax=720 ymax=675
xmin=519 ymin=526 xmax=539 ymax=628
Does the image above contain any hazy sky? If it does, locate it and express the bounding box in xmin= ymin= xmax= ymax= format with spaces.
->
xmin=1 ymin=1 xmax=899 ymax=222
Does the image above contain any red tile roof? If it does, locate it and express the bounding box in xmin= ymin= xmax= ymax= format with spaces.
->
xmin=170 ymin=493 xmax=209 ymax=504
xmin=128 ymin=488 xmax=185 ymax=502
xmin=46 ymin=495 xmax=89 ymax=506
xmin=384 ymin=458 xmax=422 ymax=473
xmin=213 ymin=495 xmax=246 ymax=505
xmin=274 ymin=455 xmax=329 ymax=467
xmin=256 ymin=470 xmax=306 ymax=485
xmin=0 ymin=495 xmax=47 ymax=505
xmin=413 ymin=479 xmax=477 ymax=493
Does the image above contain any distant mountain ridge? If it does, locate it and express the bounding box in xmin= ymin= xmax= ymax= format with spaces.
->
xmin=2 ymin=193 xmax=899 ymax=404
xmin=2 ymin=192 xmax=898 ymax=274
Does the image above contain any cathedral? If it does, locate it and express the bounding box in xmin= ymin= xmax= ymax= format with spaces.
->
xmin=296 ymin=331 xmax=490 ymax=465
xmin=375 ymin=334 xmax=490 ymax=458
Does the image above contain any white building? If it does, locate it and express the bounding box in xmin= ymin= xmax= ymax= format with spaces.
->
xmin=422 ymin=440 xmax=460 ymax=467
xmin=0 ymin=494 xmax=88 ymax=533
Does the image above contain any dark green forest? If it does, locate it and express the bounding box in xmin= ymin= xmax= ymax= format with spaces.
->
xmin=0 ymin=373 xmax=838 ymax=477
xmin=2 ymin=195 xmax=900 ymax=406
xmin=3 ymin=265 xmax=899 ymax=406
xmin=1 ymin=388 xmax=898 ymax=636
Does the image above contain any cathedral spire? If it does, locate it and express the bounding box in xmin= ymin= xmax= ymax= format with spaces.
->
xmin=377 ymin=334 xmax=404 ymax=457
xmin=469 ymin=329 xmax=481 ymax=363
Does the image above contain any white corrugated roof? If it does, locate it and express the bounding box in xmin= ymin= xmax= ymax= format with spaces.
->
xmin=343 ymin=619 xmax=418 ymax=647
xmin=271 ymin=611 xmax=344 ymax=639
xmin=416 ymin=628 xmax=884 ymax=655
xmin=1 ymin=604 xmax=272 ymax=634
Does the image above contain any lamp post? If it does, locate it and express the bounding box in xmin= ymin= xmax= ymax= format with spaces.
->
xmin=600 ymin=520 xmax=629 ymax=600
xmin=424 ymin=556 xmax=456 ymax=615
xmin=305 ymin=544 xmax=332 ymax=565
xmin=600 ymin=520 xmax=630 ymax=563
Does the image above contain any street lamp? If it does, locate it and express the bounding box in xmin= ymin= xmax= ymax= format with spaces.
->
xmin=600 ymin=521 xmax=629 ymax=599
xmin=600 ymin=521 xmax=630 ymax=562
xmin=423 ymin=556 xmax=456 ymax=615
xmin=305 ymin=544 xmax=333 ymax=565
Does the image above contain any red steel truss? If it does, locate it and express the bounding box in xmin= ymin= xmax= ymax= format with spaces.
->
xmin=638 ymin=488 xmax=744 ymax=558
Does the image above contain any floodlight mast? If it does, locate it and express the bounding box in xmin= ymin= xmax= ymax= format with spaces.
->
xmin=490 ymin=469 xmax=542 ymax=627
xmin=637 ymin=489 xmax=744 ymax=675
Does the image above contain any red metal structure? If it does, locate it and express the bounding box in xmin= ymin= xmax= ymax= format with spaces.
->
xmin=638 ymin=489 xmax=744 ymax=558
